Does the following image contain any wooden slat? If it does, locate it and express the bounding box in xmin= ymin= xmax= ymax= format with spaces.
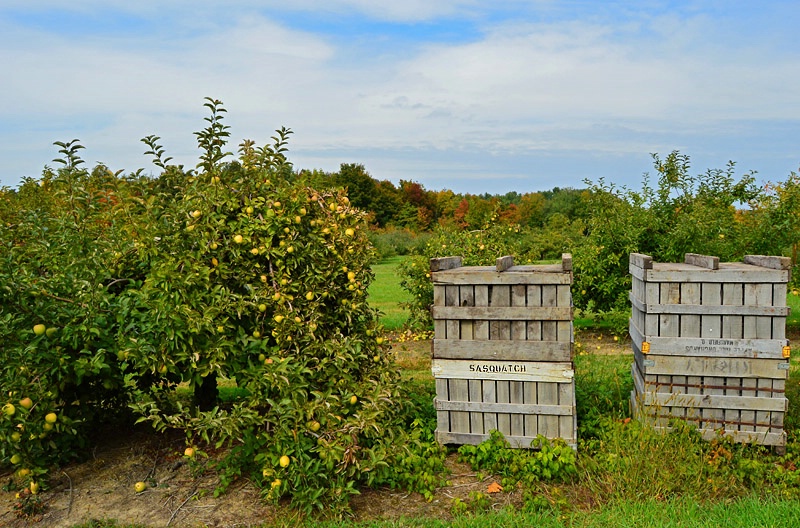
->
xmin=468 ymin=380 xmax=484 ymax=434
xmin=474 ymin=286 xmax=489 ymax=339
xmin=489 ymin=285 xmax=511 ymax=340
xmin=629 ymin=320 xmax=789 ymax=359
xmin=431 ymin=305 xmax=572 ymax=321
xmin=685 ymin=253 xmax=719 ymax=270
xmin=743 ymin=255 xmax=792 ymax=270
xmin=432 ymin=268 xmax=572 ymax=285
xmin=510 ymin=381 xmax=525 ymax=437
xmin=630 ymin=264 xmax=789 ymax=283
xmin=435 ymin=399 xmax=574 ymax=416
xmin=648 ymin=426 xmax=785 ymax=447
xmin=482 ymin=380 xmax=498 ymax=434
xmin=496 ymin=380 xmax=510 ymax=435
xmin=639 ymin=391 xmax=787 ymax=413
xmin=629 ymin=295 xmax=788 ymax=316
xmin=430 ymin=256 xmax=462 ymax=272
xmin=448 ymin=379 xmax=470 ymax=433
xmin=561 ymin=253 xmax=573 ymax=272
xmin=431 ymin=359 xmax=574 ymax=383
xmin=435 ymin=378 xmax=450 ymax=435
xmin=630 ymin=253 xmax=653 ymax=269
xmin=445 ymin=286 xmax=460 ymax=339
xmin=432 ymin=339 xmax=572 ymax=362
xmin=634 ymin=354 xmax=790 ymax=379
xmin=496 ymin=255 xmax=515 ymax=272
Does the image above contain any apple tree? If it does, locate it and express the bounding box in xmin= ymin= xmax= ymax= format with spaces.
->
xmin=115 ymin=99 xmax=426 ymax=513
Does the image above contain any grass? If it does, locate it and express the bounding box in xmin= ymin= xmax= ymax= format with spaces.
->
xmin=369 ymin=256 xmax=412 ymax=330
xmin=788 ymin=288 xmax=800 ymax=332
xmin=73 ymin=497 xmax=800 ymax=527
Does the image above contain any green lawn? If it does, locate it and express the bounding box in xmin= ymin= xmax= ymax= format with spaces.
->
xmin=368 ymin=256 xmax=412 ymax=330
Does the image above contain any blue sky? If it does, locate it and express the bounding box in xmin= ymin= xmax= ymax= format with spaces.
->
xmin=1 ymin=1 xmax=799 ymax=194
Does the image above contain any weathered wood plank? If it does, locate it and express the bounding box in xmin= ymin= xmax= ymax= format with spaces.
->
xmin=646 ymin=427 xmax=786 ymax=447
xmin=681 ymin=283 xmax=701 ymax=338
xmin=561 ymin=253 xmax=573 ymax=272
xmin=458 ymin=286 xmax=475 ymax=340
xmin=448 ymin=379 xmax=470 ymax=434
xmin=496 ymin=380 xmax=510 ymax=436
xmin=558 ymin=381 xmax=575 ymax=440
xmin=445 ymin=286 xmax=460 ymax=339
xmin=435 ymin=379 xmax=450 ymax=436
xmin=433 ymin=284 xmax=446 ymax=340
xmin=629 ymin=320 xmax=789 ymax=359
xmin=510 ymin=381 xmax=525 ymax=437
xmin=511 ymin=284 xmax=527 ymax=341
xmin=629 ymin=296 xmax=788 ymax=317
xmin=430 ymin=256 xmax=462 ymax=272
xmin=432 ymin=305 xmax=572 ymax=321
xmin=432 ymin=339 xmax=572 ymax=362
xmin=474 ymin=286 xmax=489 ymax=340
xmin=542 ymin=285 xmax=558 ymax=341
xmin=489 ymin=285 xmax=511 ymax=340
xmin=468 ymin=380 xmax=484 ymax=434
xmin=526 ymin=285 xmax=542 ymax=341
xmin=435 ymin=399 xmax=574 ymax=416
xmin=630 ymin=253 xmax=653 ymax=269
xmin=538 ymin=381 xmax=559 ymax=438
xmin=639 ymin=391 xmax=788 ymax=412
xmin=685 ymin=253 xmax=720 ymax=270
xmin=634 ymin=354 xmax=790 ymax=379
xmin=496 ymin=255 xmax=515 ymax=272
xmin=743 ymin=255 xmax=792 ymax=270
xmin=431 ymin=359 xmax=575 ymax=383
xmin=482 ymin=380 xmax=498 ymax=434
xmin=630 ymin=264 xmax=789 ymax=283
xmin=432 ymin=269 xmax=573 ymax=285
xmin=722 ymin=283 xmax=744 ymax=339
xmin=524 ymin=381 xmax=538 ymax=438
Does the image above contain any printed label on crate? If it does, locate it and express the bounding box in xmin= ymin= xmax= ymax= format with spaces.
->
xmin=431 ymin=359 xmax=574 ymax=383
xmin=684 ymin=339 xmax=754 ymax=356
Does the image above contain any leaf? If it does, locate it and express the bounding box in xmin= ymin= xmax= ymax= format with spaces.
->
xmin=487 ymin=481 xmax=503 ymax=494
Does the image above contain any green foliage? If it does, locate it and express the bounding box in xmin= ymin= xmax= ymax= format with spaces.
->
xmin=457 ymin=431 xmax=578 ymax=489
xmin=0 ymin=98 xmax=432 ymax=516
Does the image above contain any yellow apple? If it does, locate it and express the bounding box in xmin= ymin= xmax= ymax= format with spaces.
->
xmin=3 ymin=403 xmax=16 ymax=416
xmin=349 ymin=395 xmax=358 ymax=405
xmin=305 ymin=292 xmax=314 ymax=301
xmin=250 ymin=247 xmax=259 ymax=255
xmin=184 ymin=447 xmax=196 ymax=458
xmin=33 ymin=324 xmax=46 ymax=336
xmin=258 ymin=303 xmax=267 ymax=312
xmin=134 ymin=481 xmax=147 ymax=493
xmin=209 ymin=242 xmax=218 ymax=250
xmin=191 ymin=210 xmax=201 ymax=218
xmin=279 ymin=455 xmax=290 ymax=468
xmin=233 ymin=234 xmax=244 ymax=244
xmin=19 ymin=397 xmax=33 ymax=410
xmin=345 ymin=228 xmax=355 ymax=236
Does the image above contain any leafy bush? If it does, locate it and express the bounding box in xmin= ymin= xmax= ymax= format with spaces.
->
xmin=0 ymin=99 xmax=437 ymax=516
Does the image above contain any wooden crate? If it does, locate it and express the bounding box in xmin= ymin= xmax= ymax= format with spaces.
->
xmin=430 ymin=254 xmax=576 ymax=449
xmin=629 ymin=253 xmax=792 ymax=447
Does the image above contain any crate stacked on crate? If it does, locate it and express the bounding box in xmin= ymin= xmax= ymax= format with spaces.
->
xmin=430 ymin=254 xmax=576 ymax=449
xmin=629 ymin=252 xmax=792 ymax=448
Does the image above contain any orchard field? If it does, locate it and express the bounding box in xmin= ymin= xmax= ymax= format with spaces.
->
xmin=2 ymin=100 xmax=800 ymax=526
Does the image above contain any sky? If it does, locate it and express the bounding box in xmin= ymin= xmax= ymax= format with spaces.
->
xmin=1 ymin=1 xmax=799 ymax=194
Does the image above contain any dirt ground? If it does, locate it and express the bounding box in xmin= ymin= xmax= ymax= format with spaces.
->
xmin=0 ymin=334 xmax=627 ymax=528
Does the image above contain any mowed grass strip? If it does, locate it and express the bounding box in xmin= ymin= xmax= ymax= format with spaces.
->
xmin=369 ymin=256 xmax=412 ymax=330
